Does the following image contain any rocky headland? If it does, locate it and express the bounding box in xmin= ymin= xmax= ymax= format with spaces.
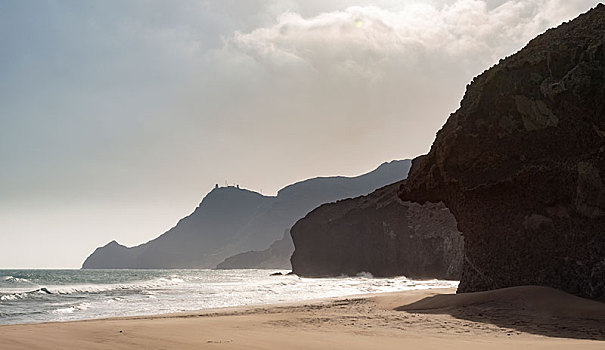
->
xmin=290 ymin=181 xmax=463 ymax=279
xmin=399 ymin=5 xmax=605 ymax=298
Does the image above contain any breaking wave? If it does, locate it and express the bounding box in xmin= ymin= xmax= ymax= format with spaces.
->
xmin=42 ymin=276 xmax=185 ymax=295
xmin=1 ymin=275 xmax=31 ymax=283
xmin=1 ymin=276 xmax=185 ymax=300
xmin=0 ymin=269 xmax=458 ymax=325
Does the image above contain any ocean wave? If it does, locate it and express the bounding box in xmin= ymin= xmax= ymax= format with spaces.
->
xmin=0 ymin=270 xmax=460 ymax=325
xmin=103 ymin=296 xmax=127 ymax=304
xmin=1 ymin=276 xmax=31 ymax=283
xmin=0 ymin=293 xmax=23 ymax=302
xmin=0 ymin=277 xmax=185 ymax=302
xmin=0 ymin=288 xmax=51 ymax=302
xmin=43 ymin=277 xmax=186 ymax=295
xmin=53 ymin=302 xmax=92 ymax=314
xmin=355 ymin=272 xmax=374 ymax=278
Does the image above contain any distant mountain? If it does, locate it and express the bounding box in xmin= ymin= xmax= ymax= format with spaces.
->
xmin=216 ymin=230 xmax=294 ymax=270
xmin=82 ymin=160 xmax=411 ymax=269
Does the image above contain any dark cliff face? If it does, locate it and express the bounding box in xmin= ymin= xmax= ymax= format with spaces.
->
xmin=83 ymin=160 xmax=411 ymax=269
xmin=291 ymin=181 xmax=463 ymax=279
xmin=399 ymin=5 xmax=605 ymax=298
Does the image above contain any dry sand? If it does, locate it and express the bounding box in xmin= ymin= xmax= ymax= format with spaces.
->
xmin=1 ymin=286 xmax=604 ymax=349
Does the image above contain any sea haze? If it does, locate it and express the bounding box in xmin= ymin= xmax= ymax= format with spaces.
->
xmin=0 ymin=269 xmax=457 ymax=325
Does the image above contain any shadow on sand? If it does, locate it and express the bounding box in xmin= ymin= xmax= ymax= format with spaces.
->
xmin=396 ymin=286 xmax=605 ymax=340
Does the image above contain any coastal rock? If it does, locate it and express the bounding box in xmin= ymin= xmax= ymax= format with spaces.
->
xmin=398 ymin=5 xmax=605 ymax=298
xmin=83 ymin=160 xmax=411 ymax=269
xmin=216 ymin=230 xmax=294 ymax=269
xmin=291 ymin=181 xmax=463 ymax=279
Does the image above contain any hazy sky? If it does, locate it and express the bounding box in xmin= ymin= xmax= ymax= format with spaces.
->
xmin=0 ymin=0 xmax=598 ymax=268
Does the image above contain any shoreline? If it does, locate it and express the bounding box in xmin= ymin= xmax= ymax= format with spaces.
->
xmin=0 ymin=285 xmax=458 ymax=327
xmin=0 ymin=272 xmax=459 ymax=326
xmin=1 ymin=286 xmax=605 ymax=349
xmin=0 ymin=270 xmax=459 ymax=326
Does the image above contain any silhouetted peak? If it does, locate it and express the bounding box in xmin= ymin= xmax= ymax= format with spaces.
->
xmin=199 ymin=185 xmax=270 ymax=207
xmin=100 ymin=240 xmax=128 ymax=250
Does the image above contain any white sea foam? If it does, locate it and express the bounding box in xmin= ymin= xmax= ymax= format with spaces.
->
xmin=40 ymin=276 xmax=186 ymax=295
xmin=1 ymin=276 xmax=30 ymax=283
xmin=54 ymin=302 xmax=91 ymax=314
xmin=0 ymin=269 xmax=458 ymax=325
xmin=355 ymin=271 xmax=374 ymax=278
xmin=0 ymin=277 xmax=186 ymax=304
xmin=0 ymin=293 xmax=23 ymax=301
xmin=0 ymin=288 xmax=52 ymax=302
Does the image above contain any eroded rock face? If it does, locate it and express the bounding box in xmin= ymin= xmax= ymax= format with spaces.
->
xmin=398 ymin=5 xmax=605 ymax=298
xmin=291 ymin=182 xmax=463 ymax=279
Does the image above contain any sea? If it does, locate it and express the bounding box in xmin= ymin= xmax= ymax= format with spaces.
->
xmin=0 ymin=269 xmax=458 ymax=325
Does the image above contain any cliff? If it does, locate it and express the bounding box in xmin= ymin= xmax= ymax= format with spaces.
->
xmin=216 ymin=230 xmax=294 ymax=269
xmin=399 ymin=5 xmax=605 ymax=298
xmin=83 ymin=159 xmax=411 ymax=269
xmin=290 ymin=181 xmax=463 ymax=279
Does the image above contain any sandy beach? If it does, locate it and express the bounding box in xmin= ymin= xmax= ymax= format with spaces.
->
xmin=1 ymin=286 xmax=604 ymax=349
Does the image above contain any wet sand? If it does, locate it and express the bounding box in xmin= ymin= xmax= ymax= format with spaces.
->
xmin=1 ymin=286 xmax=604 ymax=349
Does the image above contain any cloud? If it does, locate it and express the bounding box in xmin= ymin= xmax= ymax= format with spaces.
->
xmin=226 ymin=0 xmax=594 ymax=75
xmin=194 ymin=0 xmax=597 ymax=165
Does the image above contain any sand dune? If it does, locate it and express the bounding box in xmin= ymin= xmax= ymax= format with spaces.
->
xmin=1 ymin=286 xmax=604 ymax=349
xmin=394 ymin=286 xmax=605 ymax=340
xmin=400 ymin=285 xmax=605 ymax=318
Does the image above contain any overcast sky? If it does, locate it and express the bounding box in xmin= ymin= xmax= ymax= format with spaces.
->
xmin=0 ymin=0 xmax=598 ymax=268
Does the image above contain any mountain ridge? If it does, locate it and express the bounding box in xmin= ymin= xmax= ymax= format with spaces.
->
xmin=82 ymin=159 xmax=411 ymax=269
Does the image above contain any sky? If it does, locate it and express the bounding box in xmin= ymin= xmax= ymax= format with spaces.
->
xmin=0 ymin=0 xmax=599 ymax=268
